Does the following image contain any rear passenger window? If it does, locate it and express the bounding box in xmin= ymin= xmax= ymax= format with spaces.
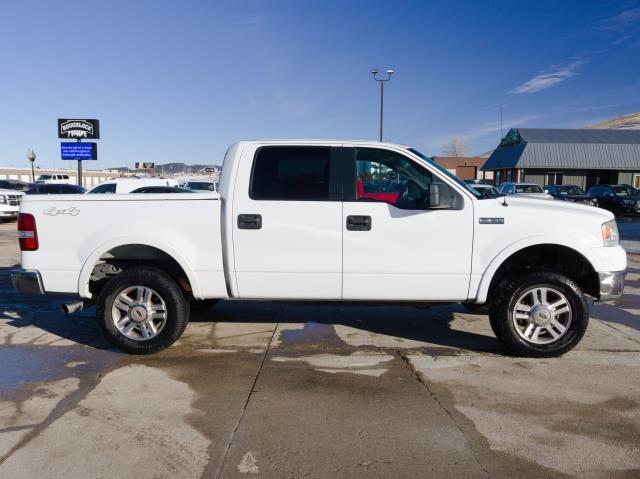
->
xmin=251 ymin=147 xmax=331 ymax=200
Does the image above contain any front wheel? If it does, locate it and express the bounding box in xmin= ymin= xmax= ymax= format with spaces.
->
xmin=97 ymin=267 xmax=190 ymax=354
xmin=489 ymin=271 xmax=589 ymax=357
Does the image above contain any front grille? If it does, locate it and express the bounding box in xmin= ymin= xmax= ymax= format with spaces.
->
xmin=8 ymin=195 xmax=21 ymax=206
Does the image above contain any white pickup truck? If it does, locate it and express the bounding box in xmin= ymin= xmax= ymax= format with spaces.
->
xmin=12 ymin=141 xmax=626 ymax=357
xmin=0 ymin=188 xmax=23 ymax=222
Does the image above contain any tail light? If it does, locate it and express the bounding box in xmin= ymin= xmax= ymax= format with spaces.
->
xmin=18 ymin=213 xmax=38 ymax=251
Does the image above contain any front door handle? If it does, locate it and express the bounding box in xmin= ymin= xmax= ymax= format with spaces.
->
xmin=238 ymin=214 xmax=262 ymax=230
xmin=346 ymin=215 xmax=371 ymax=231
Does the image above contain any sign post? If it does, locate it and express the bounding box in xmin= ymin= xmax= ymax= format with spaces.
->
xmin=77 ymin=139 xmax=82 ymax=186
xmin=58 ymin=119 xmax=100 ymax=186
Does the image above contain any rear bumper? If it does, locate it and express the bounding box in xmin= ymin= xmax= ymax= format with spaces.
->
xmin=11 ymin=269 xmax=45 ymax=295
xmin=0 ymin=207 xmax=18 ymax=218
xmin=598 ymin=270 xmax=626 ymax=301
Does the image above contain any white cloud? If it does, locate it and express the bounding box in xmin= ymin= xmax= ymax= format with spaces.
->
xmin=510 ymin=60 xmax=586 ymax=94
xmin=599 ymin=7 xmax=640 ymax=31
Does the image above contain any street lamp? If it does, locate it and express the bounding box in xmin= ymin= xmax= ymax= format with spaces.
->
xmin=370 ymin=68 xmax=394 ymax=141
xmin=27 ymin=149 xmax=36 ymax=183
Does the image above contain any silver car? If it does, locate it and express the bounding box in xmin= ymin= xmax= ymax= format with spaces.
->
xmin=498 ymin=182 xmax=553 ymax=199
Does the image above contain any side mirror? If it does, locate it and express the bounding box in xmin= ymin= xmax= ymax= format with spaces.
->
xmin=429 ymin=182 xmax=455 ymax=209
xmin=544 ymin=189 xmax=549 ymax=194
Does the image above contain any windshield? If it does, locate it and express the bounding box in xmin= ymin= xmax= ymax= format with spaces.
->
xmin=407 ymin=148 xmax=482 ymax=199
xmin=37 ymin=175 xmax=52 ymax=180
xmin=470 ymin=185 xmax=499 ymax=197
xmin=557 ymin=185 xmax=584 ymax=195
xmin=187 ymin=182 xmax=214 ymax=190
xmin=613 ymin=186 xmax=634 ymax=196
xmin=515 ymin=184 xmax=543 ymax=193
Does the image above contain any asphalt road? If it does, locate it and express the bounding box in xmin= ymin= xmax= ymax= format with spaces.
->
xmin=1 ymin=220 xmax=639 ymax=478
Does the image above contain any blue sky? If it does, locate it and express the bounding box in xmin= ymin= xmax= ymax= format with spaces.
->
xmin=1 ymin=0 xmax=639 ymax=169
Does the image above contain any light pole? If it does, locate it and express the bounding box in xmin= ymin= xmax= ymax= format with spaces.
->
xmin=27 ymin=149 xmax=36 ymax=182
xmin=370 ymin=68 xmax=394 ymax=141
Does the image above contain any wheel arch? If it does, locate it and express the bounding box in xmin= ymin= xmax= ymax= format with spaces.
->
xmin=475 ymin=238 xmax=601 ymax=304
xmin=78 ymin=238 xmax=201 ymax=299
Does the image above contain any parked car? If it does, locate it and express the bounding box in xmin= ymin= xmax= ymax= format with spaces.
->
xmin=26 ymin=184 xmax=86 ymax=194
xmin=498 ymin=182 xmax=553 ymax=199
xmin=184 ymin=180 xmax=216 ymax=192
xmin=12 ymin=140 xmax=626 ymax=358
xmin=587 ymin=184 xmax=640 ymax=216
xmin=87 ymin=178 xmax=179 ymax=194
xmin=470 ymin=184 xmax=500 ymax=198
xmin=544 ymin=185 xmax=598 ymax=206
xmin=0 ymin=179 xmax=32 ymax=191
xmin=35 ymin=174 xmax=73 ymax=185
xmin=614 ymin=184 xmax=638 ymax=196
xmin=131 ymin=186 xmax=194 ymax=193
xmin=0 ymin=188 xmax=24 ymax=222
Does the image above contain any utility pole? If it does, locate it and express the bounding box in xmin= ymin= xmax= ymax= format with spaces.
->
xmin=370 ymin=68 xmax=394 ymax=141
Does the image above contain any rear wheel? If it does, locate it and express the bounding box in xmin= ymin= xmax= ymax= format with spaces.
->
xmin=489 ymin=271 xmax=589 ymax=357
xmin=97 ymin=267 xmax=189 ymax=354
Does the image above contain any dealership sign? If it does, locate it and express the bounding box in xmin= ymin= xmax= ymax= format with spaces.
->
xmin=61 ymin=142 xmax=98 ymax=160
xmin=499 ymin=129 xmax=521 ymax=147
xmin=58 ymin=119 xmax=100 ymax=139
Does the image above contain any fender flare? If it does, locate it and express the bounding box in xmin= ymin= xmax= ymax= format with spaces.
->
xmin=474 ymin=236 xmax=600 ymax=303
xmin=77 ymin=236 xmax=201 ymax=299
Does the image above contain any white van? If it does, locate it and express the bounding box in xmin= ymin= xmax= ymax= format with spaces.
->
xmin=87 ymin=178 xmax=179 ymax=194
xmin=36 ymin=174 xmax=73 ymax=185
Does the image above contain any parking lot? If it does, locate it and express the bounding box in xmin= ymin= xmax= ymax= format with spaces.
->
xmin=1 ymin=219 xmax=639 ymax=478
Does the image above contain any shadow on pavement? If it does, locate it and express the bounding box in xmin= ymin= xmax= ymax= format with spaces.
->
xmin=1 ymin=264 xmax=503 ymax=354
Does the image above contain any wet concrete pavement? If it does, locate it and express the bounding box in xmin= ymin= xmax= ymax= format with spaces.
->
xmin=1 ymin=220 xmax=640 ymax=478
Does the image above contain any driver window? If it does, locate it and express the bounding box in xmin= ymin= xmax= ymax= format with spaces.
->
xmin=355 ymin=148 xmax=454 ymax=210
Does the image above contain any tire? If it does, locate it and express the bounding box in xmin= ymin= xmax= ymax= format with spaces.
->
xmin=189 ymin=299 xmax=220 ymax=312
xmin=96 ymin=266 xmax=189 ymax=354
xmin=489 ymin=271 xmax=589 ymax=357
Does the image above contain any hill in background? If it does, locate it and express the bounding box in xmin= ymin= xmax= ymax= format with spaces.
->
xmin=589 ymin=112 xmax=640 ymax=130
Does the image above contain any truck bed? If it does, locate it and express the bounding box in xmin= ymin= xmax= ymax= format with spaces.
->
xmin=19 ymin=193 xmax=227 ymax=299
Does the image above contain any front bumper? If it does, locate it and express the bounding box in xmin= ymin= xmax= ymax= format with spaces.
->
xmin=11 ymin=270 xmax=45 ymax=295
xmin=598 ymin=270 xmax=626 ymax=301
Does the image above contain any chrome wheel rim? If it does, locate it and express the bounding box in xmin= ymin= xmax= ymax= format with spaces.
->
xmin=512 ymin=286 xmax=572 ymax=345
xmin=112 ymin=285 xmax=167 ymax=341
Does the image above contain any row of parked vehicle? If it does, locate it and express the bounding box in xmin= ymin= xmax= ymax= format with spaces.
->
xmin=464 ymin=180 xmax=639 ymax=217
xmin=0 ymin=177 xmax=217 ymax=222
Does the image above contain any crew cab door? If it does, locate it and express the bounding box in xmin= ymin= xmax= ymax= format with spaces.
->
xmin=342 ymin=147 xmax=474 ymax=300
xmin=231 ymin=145 xmax=343 ymax=299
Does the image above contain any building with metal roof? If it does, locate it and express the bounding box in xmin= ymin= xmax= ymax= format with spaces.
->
xmin=482 ymin=128 xmax=640 ymax=190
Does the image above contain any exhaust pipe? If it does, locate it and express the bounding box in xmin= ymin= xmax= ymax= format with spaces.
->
xmin=61 ymin=300 xmax=92 ymax=315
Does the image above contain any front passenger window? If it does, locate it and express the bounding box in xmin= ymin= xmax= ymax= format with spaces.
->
xmin=355 ymin=148 xmax=459 ymax=210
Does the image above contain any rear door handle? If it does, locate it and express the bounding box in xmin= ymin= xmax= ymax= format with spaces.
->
xmin=346 ymin=215 xmax=371 ymax=231
xmin=238 ymin=214 xmax=262 ymax=230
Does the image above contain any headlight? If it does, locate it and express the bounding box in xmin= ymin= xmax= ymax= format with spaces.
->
xmin=602 ymin=220 xmax=619 ymax=247
xmin=0 ymin=195 xmax=6 ymax=204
